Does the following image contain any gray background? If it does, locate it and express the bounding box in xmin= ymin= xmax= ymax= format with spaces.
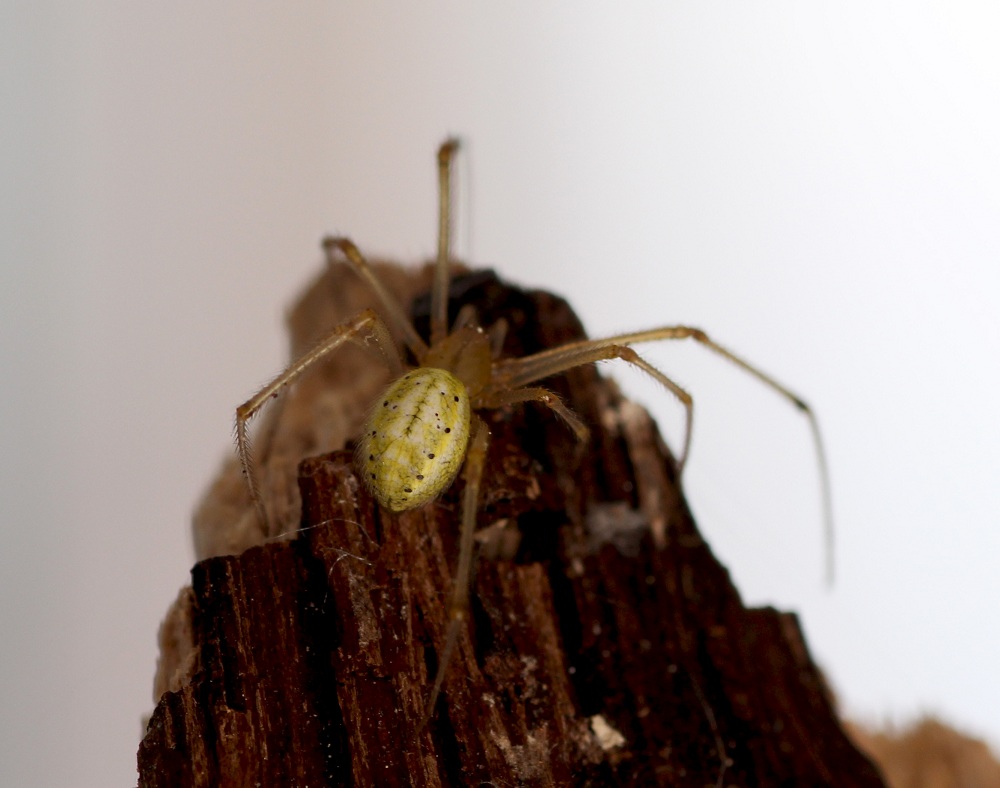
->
xmin=3 ymin=4 xmax=999 ymax=785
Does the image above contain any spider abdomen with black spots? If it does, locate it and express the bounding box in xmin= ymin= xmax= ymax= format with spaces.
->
xmin=357 ymin=368 xmax=471 ymax=511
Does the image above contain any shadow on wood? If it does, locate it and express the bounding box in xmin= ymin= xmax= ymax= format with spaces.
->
xmin=138 ymin=264 xmax=884 ymax=786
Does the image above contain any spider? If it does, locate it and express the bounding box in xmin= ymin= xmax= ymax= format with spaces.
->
xmin=235 ymin=138 xmax=832 ymax=723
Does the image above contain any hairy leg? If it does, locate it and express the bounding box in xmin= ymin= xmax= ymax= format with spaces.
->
xmin=492 ymin=326 xmax=833 ymax=583
xmin=421 ymin=414 xmax=489 ymax=729
xmin=235 ymin=308 xmax=402 ymax=531
xmin=477 ymin=385 xmax=590 ymax=444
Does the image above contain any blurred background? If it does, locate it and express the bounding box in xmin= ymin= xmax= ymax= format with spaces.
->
xmin=3 ymin=4 xmax=999 ymax=785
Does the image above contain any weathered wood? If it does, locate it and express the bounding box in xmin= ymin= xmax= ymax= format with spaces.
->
xmin=139 ymin=266 xmax=885 ymax=786
xmin=848 ymin=718 xmax=1000 ymax=788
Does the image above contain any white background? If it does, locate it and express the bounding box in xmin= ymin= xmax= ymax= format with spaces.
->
xmin=3 ymin=4 xmax=999 ymax=785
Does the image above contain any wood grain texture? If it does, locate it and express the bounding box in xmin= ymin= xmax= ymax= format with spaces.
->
xmin=139 ymin=266 xmax=885 ymax=786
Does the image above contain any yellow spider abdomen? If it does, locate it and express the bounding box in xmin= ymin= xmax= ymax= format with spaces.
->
xmin=357 ymin=368 xmax=472 ymax=512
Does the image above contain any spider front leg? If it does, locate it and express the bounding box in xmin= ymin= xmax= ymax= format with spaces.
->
xmin=235 ymin=307 xmax=402 ymax=533
xmin=432 ymin=138 xmax=460 ymax=346
xmin=478 ymin=386 xmax=590 ymax=444
xmin=323 ymin=237 xmax=429 ymax=360
xmin=494 ymin=325 xmax=834 ymax=583
xmin=491 ymin=343 xmax=694 ymax=470
xmin=422 ymin=415 xmax=490 ymax=728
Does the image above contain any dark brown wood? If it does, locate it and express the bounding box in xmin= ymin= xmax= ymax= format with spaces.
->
xmin=139 ymin=268 xmax=885 ymax=786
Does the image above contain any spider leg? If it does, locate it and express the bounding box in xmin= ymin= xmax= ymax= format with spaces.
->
xmin=486 ymin=317 xmax=509 ymax=359
xmin=494 ymin=326 xmax=834 ymax=584
xmin=235 ymin=307 xmax=403 ymax=532
xmin=322 ymin=237 xmax=429 ymax=362
xmin=477 ymin=386 xmax=590 ymax=444
xmin=452 ymin=303 xmax=480 ymax=332
xmin=490 ymin=343 xmax=693 ymax=471
xmin=432 ymin=138 xmax=461 ymax=346
xmin=422 ymin=414 xmax=489 ymax=729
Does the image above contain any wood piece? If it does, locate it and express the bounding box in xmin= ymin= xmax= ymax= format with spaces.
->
xmin=139 ymin=266 xmax=885 ymax=786
xmin=847 ymin=718 xmax=1000 ymax=788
